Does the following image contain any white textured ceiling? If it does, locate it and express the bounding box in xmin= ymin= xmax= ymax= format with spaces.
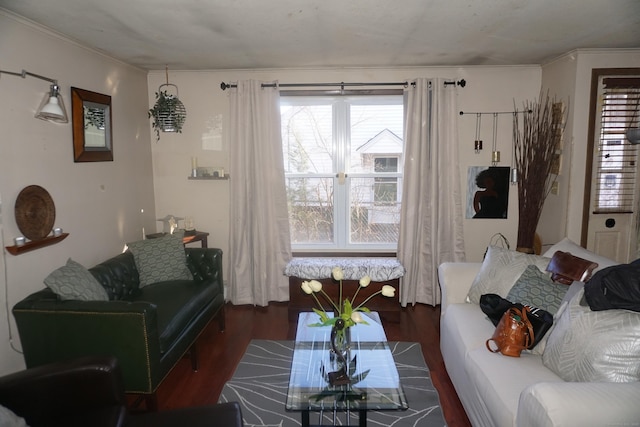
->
xmin=1 ymin=0 xmax=639 ymax=70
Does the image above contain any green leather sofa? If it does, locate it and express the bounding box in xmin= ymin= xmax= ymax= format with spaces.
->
xmin=12 ymin=247 xmax=225 ymax=410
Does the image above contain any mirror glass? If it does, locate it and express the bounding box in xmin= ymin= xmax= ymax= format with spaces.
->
xmin=72 ymin=87 xmax=113 ymax=162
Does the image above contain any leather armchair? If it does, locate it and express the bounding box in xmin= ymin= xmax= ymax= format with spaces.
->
xmin=0 ymin=356 xmax=243 ymax=427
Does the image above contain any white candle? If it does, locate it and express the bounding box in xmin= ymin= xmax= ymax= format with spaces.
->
xmin=191 ymin=157 xmax=198 ymax=169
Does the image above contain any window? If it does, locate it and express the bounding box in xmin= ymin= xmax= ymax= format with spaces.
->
xmin=593 ymin=77 xmax=640 ymax=213
xmin=374 ymin=157 xmax=399 ymax=205
xmin=281 ymin=95 xmax=404 ymax=250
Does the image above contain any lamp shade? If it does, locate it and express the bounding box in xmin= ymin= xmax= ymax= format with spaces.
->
xmin=35 ymin=84 xmax=68 ymax=123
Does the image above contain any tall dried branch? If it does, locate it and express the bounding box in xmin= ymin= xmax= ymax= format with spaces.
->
xmin=513 ymin=92 xmax=565 ymax=251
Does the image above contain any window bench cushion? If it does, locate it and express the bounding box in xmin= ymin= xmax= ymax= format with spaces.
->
xmin=285 ymin=257 xmax=404 ymax=323
xmin=284 ymin=257 xmax=405 ymax=282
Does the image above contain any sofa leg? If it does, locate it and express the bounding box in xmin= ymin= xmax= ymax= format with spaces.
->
xmin=145 ymin=393 xmax=158 ymax=412
xmin=190 ymin=342 xmax=199 ymax=371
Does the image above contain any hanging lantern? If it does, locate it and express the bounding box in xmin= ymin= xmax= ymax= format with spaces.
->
xmin=474 ymin=113 xmax=483 ymax=153
xmin=148 ymin=67 xmax=187 ymax=141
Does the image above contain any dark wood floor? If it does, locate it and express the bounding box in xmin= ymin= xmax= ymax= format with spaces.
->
xmin=151 ymin=302 xmax=471 ymax=426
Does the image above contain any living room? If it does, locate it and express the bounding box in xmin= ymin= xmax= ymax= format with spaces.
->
xmin=0 ymin=1 xmax=639 ymax=418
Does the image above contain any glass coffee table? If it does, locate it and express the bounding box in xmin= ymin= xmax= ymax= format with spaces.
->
xmin=286 ymin=312 xmax=408 ymax=427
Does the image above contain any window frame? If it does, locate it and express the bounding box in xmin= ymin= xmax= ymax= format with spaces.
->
xmin=281 ymin=91 xmax=404 ymax=252
xmin=592 ymin=76 xmax=640 ymax=214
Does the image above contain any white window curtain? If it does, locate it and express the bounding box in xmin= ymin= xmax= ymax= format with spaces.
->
xmin=398 ymin=78 xmax=466 ymax=307
xmin=227 ymin=80 xmax=292 ymax=306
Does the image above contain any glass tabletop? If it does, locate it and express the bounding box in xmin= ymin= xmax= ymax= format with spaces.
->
xmin=286 ymin=312 xmax=408 ymax=412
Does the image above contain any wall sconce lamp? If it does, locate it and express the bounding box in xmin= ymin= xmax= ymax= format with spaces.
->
xmin=0 ymin=69 xmax=68 ymax=123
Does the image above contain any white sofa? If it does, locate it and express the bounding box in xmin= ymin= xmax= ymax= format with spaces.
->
xmin=439 ymin=239 xmax=640 ymax=427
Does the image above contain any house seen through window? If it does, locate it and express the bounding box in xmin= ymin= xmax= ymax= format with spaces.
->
xmin=281 ymin=94 xmax=404 ymax=251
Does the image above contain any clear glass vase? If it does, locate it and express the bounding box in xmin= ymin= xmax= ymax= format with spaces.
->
xmin=330 ymin=325 xmax=351 ymax=363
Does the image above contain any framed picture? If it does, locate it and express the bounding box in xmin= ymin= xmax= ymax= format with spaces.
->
xmin=71 ymin=87 xmax=113 ymax=162
xmin=466 ymin=166 xmax=510 ymax=219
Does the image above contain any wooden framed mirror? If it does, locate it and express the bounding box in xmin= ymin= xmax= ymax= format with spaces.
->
xmin=71 ymin=87 xmax=113 ymax=162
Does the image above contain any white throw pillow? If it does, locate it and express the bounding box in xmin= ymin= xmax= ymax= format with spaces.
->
xmin=542 ymin=288 xmax=640 ymax=382
xmin=0 ymin=404 xmax=28 ymax=427
xmin=466 ymin=246 xmax=551 ymax=304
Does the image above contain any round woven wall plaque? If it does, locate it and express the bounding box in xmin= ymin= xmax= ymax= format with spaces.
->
xmin=14 ymin=185 xmax=56 ymax=241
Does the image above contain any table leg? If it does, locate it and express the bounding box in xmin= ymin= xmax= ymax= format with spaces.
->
xmin=359 ymin=409 xmax=367 ymax=427
xmin=301 ymin=410 xmax=310 ymax=427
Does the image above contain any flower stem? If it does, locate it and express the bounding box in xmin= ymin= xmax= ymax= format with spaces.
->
xmin=319 ymin=289 xmax=341 ymax=313
xmin=350 ymin=285 xmax=362 ymax=306
xmin=353 ymin=290 xmax=382 ymax=311
xmin=311 ymin=292 xmax=326 ymax=313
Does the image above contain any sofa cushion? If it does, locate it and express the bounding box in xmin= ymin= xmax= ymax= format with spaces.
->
xmin=127 ymin=233 xmax=193 ymax=287
xmin=506 ymin=265 xmax=567 ymax=315
xmin=131 ymin=279 xmax=218 ymax=353
xmin=44 ymin=258 xmax=109 ymax=301
xmin=465 ymin=347 xmax=563 ymax=427
xmin=442 ymin=303 xmax=496 ymax=356
xmin=467 ymin=246 xmax=550 ymax=304
xmin=543 ymin=289 xmax=640 ymax=382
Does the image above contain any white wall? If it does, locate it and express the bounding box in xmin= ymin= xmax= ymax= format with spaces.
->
xmin=540 ymin=49 xmax=640 ymax=247
xmin=0 ymin=12 xmax=156 ymax=374
xmin=147 ymin=66 xmax=542 ymax=266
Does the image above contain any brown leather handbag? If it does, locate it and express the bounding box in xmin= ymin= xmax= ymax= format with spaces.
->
xmin=486 ymin=307 xmax=534 ymax=357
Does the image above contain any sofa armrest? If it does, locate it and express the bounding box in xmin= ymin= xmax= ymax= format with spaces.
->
xmin=0 ymin=356 xmax=127 ymax=427
xmin=12 ymin=297 xmax=161 ymax=394
xmin=438 ymin=262 xmax=481 ymax=315
xmin=517 ymin=381 xmax=640 ymax=427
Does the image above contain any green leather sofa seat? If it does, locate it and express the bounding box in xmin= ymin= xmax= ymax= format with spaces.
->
xmin=12 ymin=247 xmax=225 ymax=408
xmin=133 ymin=279 xmax=221 ymax=354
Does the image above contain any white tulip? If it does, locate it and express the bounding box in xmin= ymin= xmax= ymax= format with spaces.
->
xmin=332 ymin=267 xmax=344 ymax=281
xmin=351 ymin=311 xmax=363 ymax=323
xmin=301 ymin=281 xmax=313 ymax=295
xmin=309 ymin=280 xmax=323 ymax=292
xmin=381 ymin=285 xmax=396 ymax=297
xmin=359 ymin=276 xmax=371 ymax=287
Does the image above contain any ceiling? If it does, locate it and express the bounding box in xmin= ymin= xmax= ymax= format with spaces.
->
xmin=1 ymin=0 xmax=639 ymax=71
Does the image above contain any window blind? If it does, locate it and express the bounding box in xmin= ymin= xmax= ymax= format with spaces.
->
xmin=594 ymin=77 xmax=640 ymax=213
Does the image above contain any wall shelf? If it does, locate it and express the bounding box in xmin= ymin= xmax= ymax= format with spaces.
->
xmin=5 ymin=233 xmax=69 ymax=256
xmin=187 ymin=174 xmax=230 ymax=180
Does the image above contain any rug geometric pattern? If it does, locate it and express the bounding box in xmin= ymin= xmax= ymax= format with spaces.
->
xmin=219 ymin=340 xmax=446 ymax=426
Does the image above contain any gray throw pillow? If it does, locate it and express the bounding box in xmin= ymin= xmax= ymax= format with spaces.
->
xmin=44 ymin=258 xmax=109 ymax=301
xmin=543 ymin=288 xmax=640 ymax=383
xmin=127 ymin=233 xmax=192 ymax=287
xmin=506 ymin=264 xmax=568 ymax=315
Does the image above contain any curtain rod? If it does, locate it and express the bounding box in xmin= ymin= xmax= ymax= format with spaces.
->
xmin=220 ymin=79 xmax=466 ymax=91
xmin=459 ymin=109 xmax=531 ymax=115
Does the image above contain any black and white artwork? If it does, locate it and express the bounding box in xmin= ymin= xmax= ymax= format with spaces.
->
xmin=466 ymin=166 xmax=510 ymax=219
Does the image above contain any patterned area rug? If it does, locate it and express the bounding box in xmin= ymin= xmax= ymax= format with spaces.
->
xmin=218 ymin=340 xmax=446 ymax=427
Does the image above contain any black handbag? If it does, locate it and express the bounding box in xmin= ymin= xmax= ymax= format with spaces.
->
xmin=480 ymin=293 xmax=554 ymax=349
